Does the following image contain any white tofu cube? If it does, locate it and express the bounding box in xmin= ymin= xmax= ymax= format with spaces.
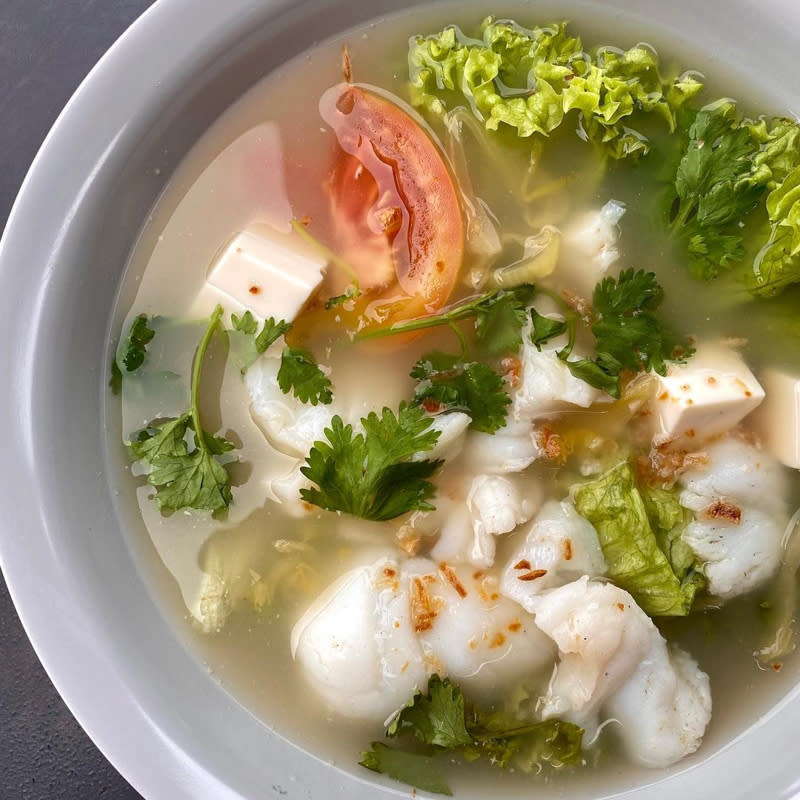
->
xmin=207 ymin=227 xmax=325 ymax=321
xmin=650 ymin=343 xmax=764 ymax=446
xmin=754 ymin=368 xmax=800 ymax=468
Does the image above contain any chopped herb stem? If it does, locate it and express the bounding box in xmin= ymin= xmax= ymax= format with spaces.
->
xmin=291 ymin=219 xmax=360 ymax=288
xmin=355 ymin=291 xmax=499 ymax=341
xmin=190 ymin=304 xmax=224 ymax=454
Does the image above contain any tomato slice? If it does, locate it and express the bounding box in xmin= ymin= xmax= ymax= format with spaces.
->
xmin=319 ymin=84 xmax=464 ymax=313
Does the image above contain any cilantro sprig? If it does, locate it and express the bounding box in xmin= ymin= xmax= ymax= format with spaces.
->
xmin=360 ymin=675 xmax=584 ymax=796
xmin=130 ymin=305 xmax=236 ymax=513
xmin=667 ymin=103 xmax=800 ymax=292
xmin=300 ymin=403 xmax=442 ymax=521
xmin=278 ymin=348 xmax=333 ymax=405
xmin=534 ymin=270 xmax=692 ymax=398
xmin=411 ymin=352 xmax=510 ymax=433
xmin=356 ymin=285 xmax=535 ymax=357
xmin=231 ymin=310 xmax=292 ymax=354
xmin=121 ymin=313 xmax=156 ymax=371
xmin=670 ymin=101 xmax=765 ymax=280
xmin=231 ymin=311 xmax=332 ymax=404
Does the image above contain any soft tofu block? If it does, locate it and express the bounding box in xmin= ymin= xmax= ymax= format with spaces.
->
xmin=207 ymin=228 xmax=324 ymax=321
xmin=755 ymin=368 xmax=800 ymax=468
xmin=651 ymin=343 xmax=764 ymax=446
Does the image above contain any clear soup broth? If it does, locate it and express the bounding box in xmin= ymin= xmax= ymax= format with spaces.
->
xmin=107 ymin=2 xmax=800 ymax=796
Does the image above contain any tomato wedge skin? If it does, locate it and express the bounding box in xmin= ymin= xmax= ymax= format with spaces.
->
xmin=320 ymin=83 xmax=464 ymax=312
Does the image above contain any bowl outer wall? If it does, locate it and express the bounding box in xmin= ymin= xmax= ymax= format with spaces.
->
xmin=2 ymin=0 xmax=800 ymax=798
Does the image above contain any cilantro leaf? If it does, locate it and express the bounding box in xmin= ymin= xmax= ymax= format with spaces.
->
xmin=129 ymin=306 xmax=236 ymax=514
xmin=475 ymin=285 xmax=536 ymax=355
xmin=686 ymin=226 xmax=745 ymax=281
xmin=231 ymin=310 xmax=258 ymax=335
xmin=552 ymin=270 xmax=692 ymax=399
xmin=562 ymin=356 xmax=622 ymax=397
xmin=530 ymin=308 xmax=568 ymax=349
xmin=300 ymin=404 xmax=442 ymax=521
xmin=667 ymin=106 xmax=800 ymax=293
xmin=591 ymin=269 xmax=687 ymax=377
xmin=411 ymin=352 xmax=509 ymax=433
xmin=131 ymin=415 xmax=190 ymax=462
xmin=388 ymin=675 xmax=472 ymax=748
xmin=147 ymin=438 xmax=234 ymax=512
xmin=361 ymin=675 xmax=583 ymax=794
xmin=593 ymin=268 xmax=663 ymax=317
xmin=232 ymin=311 xmax=292 ymax=354
xmin=256 ymin=318 xmax=292 ymax=353
xmin=278 ymin=348 xmax=333 ymax=405
xmin=109 ymin=359 xmax=123 ymax=395
xmin=674 ymin=102 xmax=763 ymax=228
xmin=360 ymin=744 xmax=452 ymax=796
xmin=669 ymin=102 xmax=768 ymax=280
xmin=120 ymin=313 xmax=155 ymax=372
xmin=466 ymin=714 xmax=584 ymax=771
xmin=200 ymin=429 xmax=237 ymax=456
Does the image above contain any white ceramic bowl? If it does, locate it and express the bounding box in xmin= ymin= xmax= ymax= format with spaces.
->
xmin=3 ymin=1 xmax=800 ymax=797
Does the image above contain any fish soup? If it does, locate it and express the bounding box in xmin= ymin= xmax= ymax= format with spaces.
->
xmin=109 ymin=5 xmax=800 ymax=796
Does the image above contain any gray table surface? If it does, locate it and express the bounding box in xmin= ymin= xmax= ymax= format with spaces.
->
xmin=1 ymin=2 xmax=154 ymax=797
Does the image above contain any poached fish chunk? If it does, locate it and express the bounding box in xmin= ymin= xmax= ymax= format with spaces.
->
xmin=290 ymin=556 xmax=426 ymax=721
xmin=407 ymin=562 xmax=556 ymax=702
xmin=678 ymin=437 xmax=788 ymax=600
xmin=557 ymin=200 xmax=626 ymax=296
xmin=291 ymin=557 xmax=554 ymax=721
xmin=463 ymin=420 xmax=543 ymax=474
xmin=512 ymin=336 xmax=610 ymax=422
xmin=532 ymin=578 xmax=654 ymax=728
xmin=417 ymin=412 xmax=472 ymax=462
xmin=679 ymin=437 xmax=787 ymax=516
xmin=532 ymin=577 xmax=711 ymax=766
xmin=500 ymin=499 xmax=607 ymax=611
xmin=466 ymin=474 xmax=541 ymax=568
xmin=605 ymin=644 xmax=712 ymax=768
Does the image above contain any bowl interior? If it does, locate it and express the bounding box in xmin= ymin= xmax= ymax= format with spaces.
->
xmin=2 ymin=0 xmax=800 ymax=798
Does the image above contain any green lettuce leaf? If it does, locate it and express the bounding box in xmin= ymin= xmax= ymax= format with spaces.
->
xmin=749 ymin=117 xmax=800 ymax=187
xmin=749 ymin=165 xmax=800 ymax=296
xmin=640 ymin=484 xmax=706 ymax=598
xmin=409 ymin=18 xmax=702 ymax=158
xmin=572 ymin=463 xmax=697 ymax=616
